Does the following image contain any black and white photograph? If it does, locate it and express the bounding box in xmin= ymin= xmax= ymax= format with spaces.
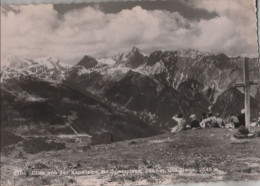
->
xmin=1 ymin=0 xmax=260 ymax=185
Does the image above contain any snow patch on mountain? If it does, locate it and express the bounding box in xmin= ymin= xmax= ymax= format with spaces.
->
xmin=137 ymin=61 xmax=166 ymax=75
xmin=1 ymin=55 xmax=70 ymax=82
xmin=97 ymin=57 xmax=116 ymax=66
xmin=176 ymin=49 xmax=211 ymax=59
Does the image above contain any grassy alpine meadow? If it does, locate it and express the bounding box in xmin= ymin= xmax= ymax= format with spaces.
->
xmin=1 ymin=127 xmax=260 ymax=185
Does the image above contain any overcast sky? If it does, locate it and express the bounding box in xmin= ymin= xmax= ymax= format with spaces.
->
xmin=1 ymin=0 xmax=258 ymax=64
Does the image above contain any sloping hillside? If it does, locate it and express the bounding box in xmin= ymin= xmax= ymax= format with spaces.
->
xmin=211 ymin=87 xmax=260 ymax=119
xmin=104 ymin=71 xmax=209 ymax=126
xmin=1 ymin=77 xmax=158 ymax=143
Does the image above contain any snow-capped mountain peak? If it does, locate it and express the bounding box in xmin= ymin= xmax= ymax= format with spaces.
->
xmin=1 ymin=55 xmax=70 ymax=82
xmin=1 ymin=55 xmax=30 ymax=68
xmin=114 ymin=46 xmax=146 ymax=69
xmin=76 ymin=55 xmax=98 ymax=69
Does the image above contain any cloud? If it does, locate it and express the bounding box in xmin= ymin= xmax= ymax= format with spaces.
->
xmin=1 ymin=1 xmax=258 ymax=65
xmin=182 ymin=0 xmax=258 ymax=55
xmin=1 ymin=0 xmax=127 ymax=5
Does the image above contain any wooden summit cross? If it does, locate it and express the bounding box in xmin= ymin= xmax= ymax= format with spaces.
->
xmin=234 ymin=58 xmax=259 ymax=132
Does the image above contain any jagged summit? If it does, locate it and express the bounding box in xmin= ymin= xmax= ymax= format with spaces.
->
xmin=114 ymin=46 xmax=146 ymax=69
xmin=130 ymin=46 xmax=141 ymax=53
xmin=77 ymin=55 xmax=98 ymax=69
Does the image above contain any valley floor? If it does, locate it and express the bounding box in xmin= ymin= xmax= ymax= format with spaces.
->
xmin=1 ymin=128 xmax=260 ymax=185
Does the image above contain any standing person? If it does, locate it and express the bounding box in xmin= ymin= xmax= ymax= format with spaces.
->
xmin=171 ymin=113 xmax=187 ymax=133
xmin=237 ymin=109 xmax=246 ymax=128
xmin=190 ymin=114 xmax=201 ymax=129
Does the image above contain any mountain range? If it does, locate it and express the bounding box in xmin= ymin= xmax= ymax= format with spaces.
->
xmin=1 ymin=47 xmax=260 ymax=142
xmin=64 ymin=47 xmax=259 ymax=121
xmin=1 ymin=55 xmax=71 ymax=82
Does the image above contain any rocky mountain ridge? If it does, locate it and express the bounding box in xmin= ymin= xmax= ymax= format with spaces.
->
xmin=2 ymin=47 xmax=259 ymax=133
